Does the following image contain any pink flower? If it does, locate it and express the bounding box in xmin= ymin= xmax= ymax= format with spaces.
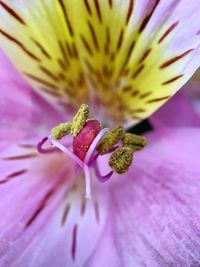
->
xmin=1 ymin=1 xmax=200 ymax=266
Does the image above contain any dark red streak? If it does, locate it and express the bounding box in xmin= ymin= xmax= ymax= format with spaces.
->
xmin=126 ymin=0 xmax=134 ymax=24
xmin=3 ymin=153 xmax=38 ymax=160
xmin=0 ymin=1 xmax=26 ymax=25
xmin=94 ymin=0 xmax=102 ymax=23
xmin=83 ymin=0 xmax=92 ymax=15
xmin=158 ymin=21 xmax=179 ymax=44
xmin=139 ymin=0 xmax=160 ymax=33
xmin=162 ymin=74 xmax=184 ymax=85
xmin=71 ymin=225 xmax=78 ymax=261
xmin=146 ymin=96 xmax=170 ymax=103
xmin=0 ymin=29 xmax=41 ymax=62
xmin=58 ymin=0 xmax=73 ymax=36
xmin=160 ymin=49 xmax=193 ymax=69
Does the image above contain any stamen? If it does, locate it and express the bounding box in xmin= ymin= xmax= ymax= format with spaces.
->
xmin=71 ymin=104 xmax=89 ymax=137
xmin=93 ymin=157 xmax=113 ymax=182
xmin=83 ymin=164 xmax=91 ymax=198
xmin=37 ymin=104 xmax=148 ymax=199
xmin=122 ymin=133 xmax=147 ymax=151
xmin=109 ymin=146 xmax=133 ymax=174
xmin=51 ymin=122 xmax=72 ymax=139
xmin=97 ymin=125 xmax=125 ymax=154
xmin=37 ymin=136 xmax=57 ymax=154
xmin=50 ymin=137 xmax=84 ymax=168
xmin=51 ymin=136 xmax=92 ymax=199
xmin=84 ymin=128 xmax=109 ymax=164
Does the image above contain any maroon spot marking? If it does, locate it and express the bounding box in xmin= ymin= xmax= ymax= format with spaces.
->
xmin=94 ymin=0 xmax=102 ymax=23
xmin=119 ymin=39 xmax=135 ymax=75
xmin=39 ymin=66 xmax=59 ymax=81
xmin=0 ymin=169 xmax=27 ymax=184
xmin=66 ymin=41 xmax=73 ymax=58
xmin=197 ymin=30 xmax=200 ymax=35
xmin=131 ymin=90 xmax=139 ymax=97
xmin=7 ymin=169 xmax=27 ymax=178
xmin=71 ymin=224 xmax=78 ymax=261
xmin=0 ymin=1 xmax=26 ymax=25
xmin=131 ymin=108 xmax=146 ymax=113
xmin=116 ymin=29 xmax=124 ymax=50
xmin=40 ymin=87 xmax=61 ymax=97
xmin=110 ymin=51 xmax=116 ymax=61
xmin=146 ymin=96 xmax=170 ymax=103
xmin=61 ymin=203 xmax=70 ymax=225
xmin=126 ymin=39 xmax=135 ymax=61
xmin=71 ymin=43 xmax=78 ymax=58
xmin=158 ymin=21 xmax=179 ymax=44
xmin=83 ymin=0 xmax=92 ymax=15
xmin=58 ymin=73 xmax=66 ymax=80
xmin=104 ymin=26 xmax=111 ymax=54
xmin=123 ymin=85 xmax=132 ymax=92
xmin=131 ymin=114 xmax=143 ymax=120
xmin=132 ymin=64 xmax=144 ymax=78
xmin=88 ymin=21 xmax=99 ymax=51
xmin=0 ymin=29 xmax=41 ymax=62
xmin=84 ymin=58 xmax=96 ymax=73
xmin=3 ymin=153 xmax=38 ymax=160
xmin=26 ymin=188 xmax=55 ymax=227
xmin=58 ymin=0 xmax=73 ymax=36
xmin=19 ymin=144 xmax=35 ymax=149
xmin=108 ymin=0 xmax=112 ymax=8
xmin=31 ymin=38 xmax=52 ymax=59
xmin=139 ymin=91 xmax=152 ymax=99
xmin=94 ymin=200 xmax=100 ymax=223
xmin=139 ymin=0 xmax=160 ymax=33
xmin=139 ymin=48 xmax=152 ymax=63
xmin=24 ymin=72 xmax=59 ymax=89
xmin=102 ymin=65 xmax=113 ymax=77
xmin=123 ymin=67 xmax=130 ymax=76
xmin=58 ymin=58 xmax=67 ymax=70
xmin=162 ymin=74 xmax=184 ymax=85
xmin=81 ymin=198 xmax=87 ymax=216
xmin=160 ymin=49 xmax=193 ymax=69
xmin=126 ymin=0 xmax=134 ymax=24
xmin=59 ymin=41 xmax=70 ymax=66
xmin=81 ymin=35 xmax=93 ymax=55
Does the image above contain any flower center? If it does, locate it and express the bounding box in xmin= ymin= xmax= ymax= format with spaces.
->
xmin=37 ymin=104 xmax=147 ymax=199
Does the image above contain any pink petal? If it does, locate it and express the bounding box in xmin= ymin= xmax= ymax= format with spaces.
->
xmin=0 ymin=50 xmax=64 ymax=150
xmin=0 ymin=139 xmax=109 ymax=267
xmin=87 ymin=127 xmax=200 ymax=266
xmin=150 ymin=91 xmax=200 ymax=128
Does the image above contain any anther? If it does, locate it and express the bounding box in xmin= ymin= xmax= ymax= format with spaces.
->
xmin=71 ymin=104 xmax=90 ymax=137
xmin=109 ymin=146 xmax=133 ymax=174
xmin=51 ymin=122 xmax=72 ymax=139
xmin=97 ymin=125 xmax=125 ymax=155
xmin=122 ymin=133 xmax=147 ymax=152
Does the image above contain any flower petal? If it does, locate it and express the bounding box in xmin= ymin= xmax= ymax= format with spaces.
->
xmin=1 ymin=1 xmax=200 ymax=124
xmin=150 ymin=91 xmax=200 ymax=128
xmin=0 ymin=50 xmax=63 ymax=150
xmin=0 ymin=141 xmax=109 ymax=267
xmin=92 ymin=128 xmax=200 ymax=266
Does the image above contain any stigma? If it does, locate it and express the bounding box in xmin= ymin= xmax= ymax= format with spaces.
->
xmin=37 ymin=104 xmax=147 ymax=199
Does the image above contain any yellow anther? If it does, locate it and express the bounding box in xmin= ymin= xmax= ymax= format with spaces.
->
xmin=97 ymin=126 xmax=125 ymax=155
xmin=71 ymin=104 xmax=89 ymax=137
xmin=122 ymin=133 xmax=147 ymax=152
xmin=109 ymin=146 xmax=133 ymax=174
xmin=51 ymin=122 xmax=72 ymax=139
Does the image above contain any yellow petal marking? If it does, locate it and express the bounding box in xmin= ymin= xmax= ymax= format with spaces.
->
xmin=0 ymin=0 xmax=198 ymax=125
